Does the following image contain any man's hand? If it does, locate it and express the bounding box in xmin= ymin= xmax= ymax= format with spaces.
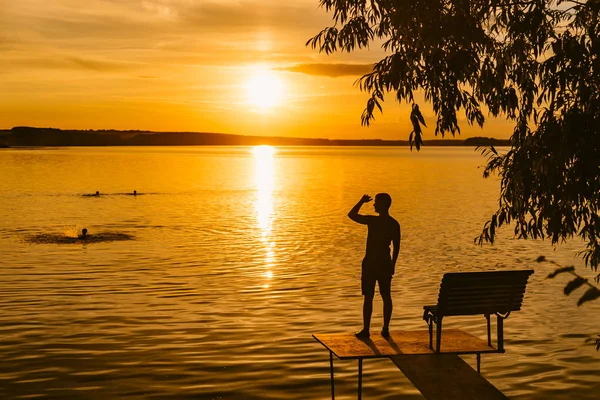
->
xmin=348 ymin=194 xmax=372 ymax=224
xmin=361 ymin=194 xmax=372 ymax=203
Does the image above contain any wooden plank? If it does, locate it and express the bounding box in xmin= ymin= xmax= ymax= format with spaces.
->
xmin=442 ymin=300 xmax=524 ymax=309
xmin=442 ymin=302 xmax=524 ymax=311
xmin=442 ymin=277 xmax=531 ymax=287
xmin=442 ymin=270 xmax=533 ymax=279
xmin=444 ymin=298 xmax=524 ymax=305
xmin=440 ymin=288 xmax=525 ymax=298
xmin=390 ymin=354 xmax=508 ymax=400
xmin=442 ymin=283 xmax=528 ymax=291
xmin=442 ymin=307 xmax=521 ymax=316
xmin=444 ymin=287 xmax=527 ymax=295
xmin=442 ymin=297 xmax=524 ymax=305
xmin=443 ymin=276 xmax=530 ymax=284
xmin=442 ymin=282 xmax=528 ymax=290
xmin=313 ymin=329 xmax=497 ymax=360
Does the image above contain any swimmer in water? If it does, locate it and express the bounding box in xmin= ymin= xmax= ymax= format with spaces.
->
xmin=133 ymin=190 xmax=137 ymax=196
xmin=95 ymin=191 xmax=100 ymax=196
xmin=79 ymin=228 xmax=88 ymax=239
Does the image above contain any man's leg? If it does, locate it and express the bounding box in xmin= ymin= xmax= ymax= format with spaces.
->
xmin=363 ymin=293 xmax=374 ymax=332
xmin=357 ymin=276 xmax=376 ymax=338
xmin=382 ymin=293 xmax=392 ymax=329
xmin=380 ymin=276 xmax=393 ymax=337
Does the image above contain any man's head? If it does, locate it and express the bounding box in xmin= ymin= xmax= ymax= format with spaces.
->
xmin=374 ymin=193 xmax=392 ymax=214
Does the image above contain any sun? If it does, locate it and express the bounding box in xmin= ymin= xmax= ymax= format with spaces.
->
xmin=246 ymin=70 xmax=284 ymax=110
xmin=252 ymin=145 xmax=275 ymax=158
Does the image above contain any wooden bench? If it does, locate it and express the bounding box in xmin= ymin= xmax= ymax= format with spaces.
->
xmin=423 ymin=270 xmax=534 ymax=355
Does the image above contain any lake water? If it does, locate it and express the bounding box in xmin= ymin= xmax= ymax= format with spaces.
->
xmin=0 ymin=146 xmax=598 ymax=399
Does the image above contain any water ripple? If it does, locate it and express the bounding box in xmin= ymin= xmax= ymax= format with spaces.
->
xmin=0 ymin=147 xmax=598 ymax=399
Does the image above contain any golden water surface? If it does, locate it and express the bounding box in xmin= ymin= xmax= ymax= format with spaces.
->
xmin=0 ymin=146 xmax=598 ymax=399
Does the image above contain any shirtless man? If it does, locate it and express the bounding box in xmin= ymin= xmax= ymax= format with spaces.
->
xmin=348 ymin=193 xmax=401 ymax=339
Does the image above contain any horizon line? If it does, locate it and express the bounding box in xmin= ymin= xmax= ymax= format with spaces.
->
xmin=1 ymin=126 xmax=509 ymax=143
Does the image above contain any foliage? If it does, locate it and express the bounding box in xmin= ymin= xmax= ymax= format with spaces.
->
xmin=540 ymin=256 xmax=600 ymax=306
xmin=539 ymin=256 xmax=600 ymax=349
xmin=308 ymin=0 xmax=600 ymax=283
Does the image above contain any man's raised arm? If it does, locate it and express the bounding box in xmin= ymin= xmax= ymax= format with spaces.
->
xmin=348 ymin=194 xmax=372 ymax=224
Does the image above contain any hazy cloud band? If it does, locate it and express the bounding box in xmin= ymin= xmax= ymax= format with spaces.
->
xmin=277 ymin=63 xmax=374 ymax=77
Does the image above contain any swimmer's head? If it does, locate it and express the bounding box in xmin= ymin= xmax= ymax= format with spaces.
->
xmin=95 ymin=191 xmax=100 ymax=195
xmin=374 ymin=193 xmax=392 ymax=214
xmin=81 ymin=228 xmax=88 ymax=237
xmin=133 ymin=190 xmax=137 ymax=195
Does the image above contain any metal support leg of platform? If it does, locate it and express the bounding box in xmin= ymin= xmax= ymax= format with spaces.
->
xmin=358 ymin=359 xmax=363 ymax=400
xmin=329 ymin=351 xmax=335 ymax=399
xmin=476 ymin=353 xmax=481 ymax=374
xmin=327 ymin=353 xmax=363 ymax=400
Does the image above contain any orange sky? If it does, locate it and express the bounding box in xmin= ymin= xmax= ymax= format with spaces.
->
xmin=0 ymin=0 xmax=515 ymax=140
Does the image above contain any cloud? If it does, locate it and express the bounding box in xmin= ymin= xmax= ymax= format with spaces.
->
xmin=17 ymin=1 xmax=328 ymax=40
xmin=1 ymin=0 xmax=337 ymax=68
xmin=277 ymin=63 xmax=374 ymax=77
xmin=180 ymin=1 xmax=326 ymax=33
xmin=1 ymin=55 xmax=137 ymax=74
xmin=67 ymin=56 xmax=133 ymax=72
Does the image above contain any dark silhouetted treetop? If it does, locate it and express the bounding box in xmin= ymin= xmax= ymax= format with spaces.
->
xmin=308 ymin=1 xmax=600 ymax=288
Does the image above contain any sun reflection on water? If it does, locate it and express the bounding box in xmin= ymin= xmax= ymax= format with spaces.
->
xmin=253 ymin=146 xmax=275 ymax=235
xmin=252 ymin=146 xmax=276 ymax=286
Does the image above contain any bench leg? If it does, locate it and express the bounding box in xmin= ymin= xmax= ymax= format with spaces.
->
xmin=497 ymin=315 xmax=504 ymax=352
xmin=486 ymin=314 xmax=491 ymax=347
xmin=428 ymin=320 xmax=433 ymax=350
xmin=358 ymin=359 xmax=362 ymax=400
xmin=329 ymin=351 xmax=335 ymax=400
xmin=435 ymin=319 xmax=443 ymax=353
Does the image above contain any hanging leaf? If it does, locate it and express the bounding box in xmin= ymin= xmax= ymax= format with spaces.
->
xmin=564 ymin=277 xmax=587 ymax=295
xmin=547 ymin=266 xmax=575 ymax=278
xmin=577 ymin=287 xmax=600 ymax=306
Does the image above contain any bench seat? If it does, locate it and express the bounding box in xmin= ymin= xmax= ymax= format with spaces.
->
xmin=423 ymin=270 xmax=534 ymax=353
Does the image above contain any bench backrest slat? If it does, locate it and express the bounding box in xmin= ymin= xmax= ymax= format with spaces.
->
xmin=437 ymin=270 xmax=534 ymax=317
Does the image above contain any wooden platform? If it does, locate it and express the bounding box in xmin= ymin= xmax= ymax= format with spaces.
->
xmin=391 ymin=354 xmax=507 ymax=400
xmin=313 ymin=329 xmax=506 ymax=400
xmin=313 ymin=329 xmax=497 ymax=359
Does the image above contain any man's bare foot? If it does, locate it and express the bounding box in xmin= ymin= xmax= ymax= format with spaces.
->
xmin=355 ymin=329 xmax=370 ymax=339
xmin=381 ymin=328 xmax=390 ymax=339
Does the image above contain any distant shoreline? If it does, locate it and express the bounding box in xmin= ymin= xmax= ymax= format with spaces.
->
xmin=0 ymin=127 xmax=510 ymax=147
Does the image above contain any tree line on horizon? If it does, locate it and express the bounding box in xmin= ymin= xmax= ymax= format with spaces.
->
xmin=0 ymin=126 xmax=509 ymax=147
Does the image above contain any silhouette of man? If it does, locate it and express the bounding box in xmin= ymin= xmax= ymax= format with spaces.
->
xmin=348 ymin=193 xmax=401 ymax=339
